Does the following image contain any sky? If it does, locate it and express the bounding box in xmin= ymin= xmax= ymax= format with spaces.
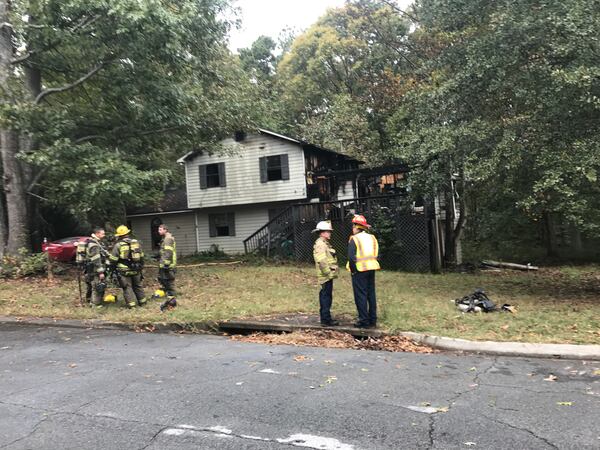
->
xmin=228 ymin=0 xmax=413 ymax=52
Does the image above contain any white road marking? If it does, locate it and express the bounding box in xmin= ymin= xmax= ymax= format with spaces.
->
xmin=277 ymin=433 xmax=355 ymax=449
xmin=208 ymin=425 xmax=233 ymax=434
xmin=162 ymin=426 xmax=356 ymax=449
xmin=405 ymin=405 xmax=440 ymax=414
xmin=163 ymin=428 xmax=186 ymax=436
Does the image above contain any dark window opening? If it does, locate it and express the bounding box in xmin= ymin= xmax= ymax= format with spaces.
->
xmin=209 ymin=213 xmax=235 ymax=237
xmin=199 ymin=163 xmax=226 ymax=189
xmin=267 ymin=155 xmax=283 ymax=181
xmin=259 ymin=154 xmax=289 ymax=183
xmin=206 ymin=164 xmax=221 ymax=188
xmin=151 ymin=217 xmax=163 ymax=249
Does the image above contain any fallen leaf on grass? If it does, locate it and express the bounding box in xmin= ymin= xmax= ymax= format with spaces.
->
xmin=544 ymin=374 xmax=558 ymax=382
xmin=500 ymin=324 xmax=509 ymax=331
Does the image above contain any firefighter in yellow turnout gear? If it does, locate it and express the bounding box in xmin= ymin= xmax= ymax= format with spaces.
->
xmin=347 ymin=215 xmax=380 ymax=328
xmin=77 ymin=227 xmax=108 ymax=307
xmin=312 ymin=221 xmax=339 ymax=326
xmin=157 ymin=224 xmax=177 ymax=312
xmin=107 ymin=225 xmax=147 ymax=308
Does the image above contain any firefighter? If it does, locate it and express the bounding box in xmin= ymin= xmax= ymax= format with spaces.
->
xmin=79 ymin=226 xmax=108 ymax=307
xmin=157 ymin=224 xmax=177 ymax=312
xmin=107 ymin=225 xmax=147 ymax=308
xmin=347 ymin=214 xmax=380 ymax=328
xmin=312 ymin=220 xmax=339 ymax=326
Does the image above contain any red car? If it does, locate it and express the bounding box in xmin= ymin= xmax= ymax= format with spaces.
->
xmin=42 ymin=236 xmax=88 ymax=262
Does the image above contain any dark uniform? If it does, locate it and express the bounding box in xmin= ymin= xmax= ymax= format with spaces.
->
xmin=158 ymin=232 xmax=177 ymax=311
xmin=84 ymin=235 xmax=107 ymax=306
xmin=108 ymin=235 xmax=146 ymax=308
xmin=348 ymin=230 xmax=380 ymax=327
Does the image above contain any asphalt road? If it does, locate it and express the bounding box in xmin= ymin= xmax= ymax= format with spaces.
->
xmin=0 ymin=324 xmax=598 ymax=450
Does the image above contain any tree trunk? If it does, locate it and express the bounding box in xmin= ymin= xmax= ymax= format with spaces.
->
xmin=23 ymin=66 xmax=42 ymax=249
xmin=0 ymin=165 xmax=6 ymax=256
xmin=0 ymin=130 xmax=30 ymax=253
xmin=1 ymin=0 xmax=31 ymax=254
xmin=542 ymin=211 xmax=559 ymax=258
xmin=443 ymin=186 xmax=457 ymax=267
xmin=443 ymin=175 xmax=467 ymax=267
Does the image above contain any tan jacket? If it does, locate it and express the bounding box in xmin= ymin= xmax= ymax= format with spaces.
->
xmin=313 ymin=236 xmax=338 ymax=284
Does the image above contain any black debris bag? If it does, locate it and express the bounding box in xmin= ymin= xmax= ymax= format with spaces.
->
xmin=455 ymin=288 xmax=497 ymax=313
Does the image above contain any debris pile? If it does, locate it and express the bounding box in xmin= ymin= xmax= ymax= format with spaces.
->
xmin=231 ymin=330 xmax=436 ymax=353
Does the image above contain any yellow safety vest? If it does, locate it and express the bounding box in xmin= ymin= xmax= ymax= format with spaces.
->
xmin=349 ymin=232 xmax=380 ymax=272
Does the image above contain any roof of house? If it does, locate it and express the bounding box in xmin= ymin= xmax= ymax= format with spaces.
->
xmin=126 ymin=187 xmax=190 ymax=217
xmin=176 ymin=128 xmax=362 ymax=164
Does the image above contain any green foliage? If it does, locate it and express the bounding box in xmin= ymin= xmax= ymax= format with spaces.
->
xmin=275 ymin=0 xmax=412 ymax=162
xmin=369 ymin=206 xmax=403 ymax=265
xmin=387 ymin=0 xmax=600 ymax=254
xmin=239 ymin=35 xmax=277 ymax=79
xmin=0 ymin=249 xmax=48 ymax=278
xmin=2 ymin=0 xmax=263 ymax=229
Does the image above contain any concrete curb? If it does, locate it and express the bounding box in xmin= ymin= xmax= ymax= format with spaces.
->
xmin=1 ymin=316 xmax=598 ymax=360
xmin=0 ymin=316 xmax=218 ymax=334
xmin=400 ymin=332 xmax=600 ymax=360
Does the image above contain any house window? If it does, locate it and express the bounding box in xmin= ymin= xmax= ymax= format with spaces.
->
xmin=259 ymin=154 xmax=290 ymax=183
xmin=199 ymin=163 xmax=226 ymax=189
xmin=209 ymin=213 xmax=235 ymax=237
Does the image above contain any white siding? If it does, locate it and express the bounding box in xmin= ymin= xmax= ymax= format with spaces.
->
xmin=129 ymin=213 xmax=197 ymax=256
xmin=129 ymin=217 xmax=152 ymax=250
xmin=185 ymin=134 xmax=307 ymax=209
xmin=195 ymin=205 xmax=272 ymax=254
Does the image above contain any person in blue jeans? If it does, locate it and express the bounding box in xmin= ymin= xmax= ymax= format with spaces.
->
xmin=312 ymin=221 xmax=339 ymax=326
xmin=347 ymin=215 xmax=380 ymax=328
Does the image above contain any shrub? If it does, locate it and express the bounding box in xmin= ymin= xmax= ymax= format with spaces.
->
xmin=0 ymin=249 xmax=48 ymax=279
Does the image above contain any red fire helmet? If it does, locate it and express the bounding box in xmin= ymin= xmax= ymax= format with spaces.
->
xmin=352 ymin=214 xmax=371 ymax=228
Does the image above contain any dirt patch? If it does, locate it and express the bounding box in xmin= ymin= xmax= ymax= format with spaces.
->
xmin=231 ymin=330 xmax=437 ymax=353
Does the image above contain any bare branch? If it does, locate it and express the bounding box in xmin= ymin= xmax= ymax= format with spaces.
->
xmin=27 ymin=167 xmax=49 ymax=192
xmin=35 ymin=62 xmax=107 ymax=104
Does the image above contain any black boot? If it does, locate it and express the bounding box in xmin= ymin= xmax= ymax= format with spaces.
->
xmin=321 ymin=319 xmax=340 ymax=326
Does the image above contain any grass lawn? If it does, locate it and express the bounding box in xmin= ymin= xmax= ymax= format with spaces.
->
xmin=0 ymin=262 xmax=599 ymax=344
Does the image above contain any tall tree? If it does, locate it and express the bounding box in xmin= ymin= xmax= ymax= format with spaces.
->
xmin=389 ymin=0 xmax=600 ymax=261
xmin=275 ymin=0 xmax=412 ymax=161
xmin=0 ymin=0 xmax=255 ymax=255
